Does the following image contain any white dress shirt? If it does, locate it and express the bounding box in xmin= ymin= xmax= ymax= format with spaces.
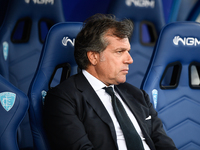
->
xmin=82 ymin=70 xmax=150 ymax=150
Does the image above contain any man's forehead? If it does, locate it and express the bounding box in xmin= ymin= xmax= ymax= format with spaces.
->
xmin=104 ymin=36 xmax=130 ymax=50
xmin=105 ymin=34 xmax=129 ymax=42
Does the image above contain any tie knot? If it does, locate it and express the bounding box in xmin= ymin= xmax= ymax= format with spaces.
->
xmin=104 ymin=87 xmax=114 ymax=96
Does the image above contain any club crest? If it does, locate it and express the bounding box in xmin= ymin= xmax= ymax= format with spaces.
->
xmin=3 ymin=41 xmax=9 ymax=61
xmin=152 ymin=89 xmax=158 ymax=109
xmin=0 ymin=92 xmax=16 ymax=111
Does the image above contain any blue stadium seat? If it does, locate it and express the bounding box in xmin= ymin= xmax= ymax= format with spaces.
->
xmin=0 ymin=0 xmax=65 ymax=149
xmin=0 ymin=0 xmax=65 ymax=94
xmin=141 ymin=22 xmax=200 ymax=150
xmin=0 ymin=74 xmax=29 ymax=150
xmin=167 ymin=0 xmax=198 ymax=23
xmin=28 ymin=22 xmax=83 ymax=150
xmin=108 ymin=0 xmax=165 ymax=88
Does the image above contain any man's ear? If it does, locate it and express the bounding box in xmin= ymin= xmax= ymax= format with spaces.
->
xmin=87 ymin=51 xmax=99 ymax=65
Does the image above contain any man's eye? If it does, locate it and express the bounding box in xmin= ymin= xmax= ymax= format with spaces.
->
xmin=117 ymin=51 xmax=122 ymax=54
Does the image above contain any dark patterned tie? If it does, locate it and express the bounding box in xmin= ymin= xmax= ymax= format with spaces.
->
xmin=104 ymin=87 xmax=144 ymax=150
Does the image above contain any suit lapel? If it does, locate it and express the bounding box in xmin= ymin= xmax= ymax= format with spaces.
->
xmin=114 ymin=85 xmax=147 ymax=121
xmin=115 ymin=85 xmax=156 ymax=150
xmin=74 ymin=73 xmax=118 ymax=146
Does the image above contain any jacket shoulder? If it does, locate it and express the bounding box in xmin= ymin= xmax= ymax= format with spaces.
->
xmin=117 ymin=82 xmax=150 ymax=105
xmin=117 ymin=82 xmax=141 ymax=94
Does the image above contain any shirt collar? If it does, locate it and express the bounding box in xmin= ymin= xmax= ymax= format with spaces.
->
xmin=82 ymin=70 xmax=114 ymax=91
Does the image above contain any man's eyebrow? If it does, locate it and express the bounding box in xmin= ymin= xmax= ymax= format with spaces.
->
xmin=114 ymin=48 xmax=126 ymax=51
xmin=114 ymin=48 xmax=131 ymax=51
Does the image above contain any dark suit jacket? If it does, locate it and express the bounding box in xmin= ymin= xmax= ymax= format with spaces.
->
xmin=43 ymin=72 xmax=177 ymax=150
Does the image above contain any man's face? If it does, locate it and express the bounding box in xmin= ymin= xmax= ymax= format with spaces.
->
xmin=94 ymin=35 xmax=133 ymax=86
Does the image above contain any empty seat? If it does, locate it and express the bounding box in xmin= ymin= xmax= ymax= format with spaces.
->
xmin=141 ymin=22 xmax=200 ymax=150
xmin=0 ymin=0 xmax=65 ymax=94
xmin=0 ymin=0 xmax=65 ymax=149
xmin=28 ymin=22 xmax=83 ymax=150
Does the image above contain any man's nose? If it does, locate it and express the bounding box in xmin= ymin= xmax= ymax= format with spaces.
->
xmin=125 ymin=52 xmax=133 ymax=64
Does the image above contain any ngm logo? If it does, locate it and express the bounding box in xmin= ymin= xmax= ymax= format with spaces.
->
xmin=126 ymin=0 xmax=155 ymax=8
xmin=62 ymin=37 xmax=75 ymax=46
xmin=25 ymin=0 xmax=54 ymax=5
xmin=173 ymin=36 xmax=200 ymax=46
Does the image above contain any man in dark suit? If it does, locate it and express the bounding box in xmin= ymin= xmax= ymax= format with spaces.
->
xmin=43 ymin=14 xmax=177 ymax=150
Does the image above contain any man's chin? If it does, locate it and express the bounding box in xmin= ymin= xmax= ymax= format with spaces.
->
xmin=116 ymin=78 xmax=126 ymax=85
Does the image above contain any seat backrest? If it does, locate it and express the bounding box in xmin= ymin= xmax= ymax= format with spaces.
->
xmin=0 ymin=0 xmax=65 ymax=149
xmin=141 ymin=22 xmax=200 ymax=150
xmin=0 ymin=74 xmax=29 ymax=150
xmin=107 ymin=0 xmax=165 ymax=88
xmin=28 ymin=22 xmax=83 ymax=150
xmin=0 ymin=0 xmax=65 ymax=94
xmin=168 ymin=0 xmax=198 ymax=23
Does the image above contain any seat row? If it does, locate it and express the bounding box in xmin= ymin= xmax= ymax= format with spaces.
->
xmin=1 ymin=0 xmax=200 ymax=150
xmin=2 ymin=19 xmax=200 ymax=150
